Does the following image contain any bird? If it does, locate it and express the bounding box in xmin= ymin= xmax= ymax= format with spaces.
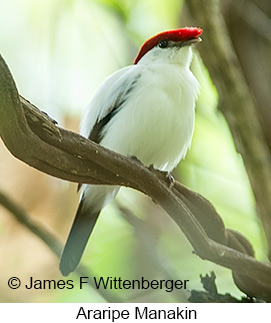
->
xmin=59 ymin=27 xmax=202 ymax=276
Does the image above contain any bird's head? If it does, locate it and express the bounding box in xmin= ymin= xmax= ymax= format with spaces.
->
xmin=134 ymin=27 xmax=202 ymax=67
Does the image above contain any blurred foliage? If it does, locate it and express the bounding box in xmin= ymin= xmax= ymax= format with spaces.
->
xmin=0 ymin=0 xmax=266 ymax=302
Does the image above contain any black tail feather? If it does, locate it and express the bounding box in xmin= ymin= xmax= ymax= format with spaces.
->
xmin=59 ymin=199 xmax=100 ymax=276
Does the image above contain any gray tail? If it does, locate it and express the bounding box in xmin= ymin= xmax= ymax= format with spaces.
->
xmin=59 ymin=198 xmax=100 ymax=276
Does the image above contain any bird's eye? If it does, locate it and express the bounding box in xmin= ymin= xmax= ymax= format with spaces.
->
xmin=158 ymin=40 xmax=169 ymax=48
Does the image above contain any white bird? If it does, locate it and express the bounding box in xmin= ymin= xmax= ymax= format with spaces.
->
xmin=60 ymin=27 xmax=202 ymax=276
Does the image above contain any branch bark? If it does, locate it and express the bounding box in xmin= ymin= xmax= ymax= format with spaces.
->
xmin=185 ymin=0 xmax=271 ymax=258
xmin=1 ymin=53 xmax=271 ymax=301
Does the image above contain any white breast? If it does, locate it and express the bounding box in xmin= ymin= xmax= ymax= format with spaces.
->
xmin=100 ymin=63 xmax=199 ymax=172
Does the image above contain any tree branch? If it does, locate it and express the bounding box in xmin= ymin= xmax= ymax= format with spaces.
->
xmin=0 ymin=189 xmax=122 ymax=302
xmin=185 ymin=0 xmax=271 ymax=259
xmin=1 ymin=53 xmax=271 ymax=301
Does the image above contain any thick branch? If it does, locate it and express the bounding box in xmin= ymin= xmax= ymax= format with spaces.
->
xmin=185 ymin=0 xmax=271 ymax=257
xmin=1 ymin=53 xmax=271 ymax=301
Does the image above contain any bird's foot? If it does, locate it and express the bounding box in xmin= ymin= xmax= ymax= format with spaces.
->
xmin=148 ymin=165 xmax=175 ymax=189
xmin=166 ymin=172 xmax=175 ymax=189
xmin=130 ymin=155 xmax=144 ymax=166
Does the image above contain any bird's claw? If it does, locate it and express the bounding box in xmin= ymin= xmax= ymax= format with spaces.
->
xmin=130 ymin=155 xmax=144 ymax=165
xmin=148 ymin=165 xmax=175 ymax=189
xmin=166 ymin=172 xmax=175 ymax=189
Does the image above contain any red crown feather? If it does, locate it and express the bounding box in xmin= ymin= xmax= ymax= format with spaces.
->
xmin=134 ymin=27 xmax=202 ymax=64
